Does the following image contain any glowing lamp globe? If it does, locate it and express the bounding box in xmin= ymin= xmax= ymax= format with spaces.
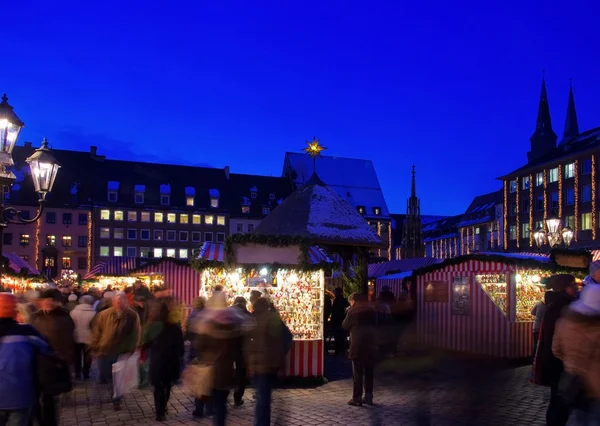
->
xmin=533 ymin=227 xmax=547 ymax=248
xmin=561 ymin=227 xmax=574 ymax=247
xmin=0 ymin=94 xmax=25 ymax=162
xmin=546 ymin=218 xmax=561 ymax=235
xmin=26 ymin=138 xmax=60 ymax=199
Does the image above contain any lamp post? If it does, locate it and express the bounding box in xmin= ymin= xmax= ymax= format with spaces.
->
xmin=533 ymin=217 xmax=574 ymax=250
xmin=0 ymin=93 xmax=60 ymax=285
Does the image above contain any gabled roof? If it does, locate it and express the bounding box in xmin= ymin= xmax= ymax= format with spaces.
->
xmin=422 ymin=214 xmax=463 ymax=234
xmin=368 ymin=257 xmax=441 ymax=278
xmin=283 ymin=152 xmax=390 ymax=219
xmin=464 ymin=189 xmax=502 ymax=215
xmin=254 ymin=173 xmax=385 ymax=248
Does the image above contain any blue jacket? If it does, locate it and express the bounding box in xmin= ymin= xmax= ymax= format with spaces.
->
xmin=0 ymin=318 xmax=49 ymax=410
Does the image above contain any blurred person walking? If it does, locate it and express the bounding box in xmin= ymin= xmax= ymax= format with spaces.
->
xmin=232 ymin=296 xmax=252 ymax=407
xmin=331 ymin=287 xmax=349 ymax=356
xmin=69 ymin=295 xmax=96 ymax=380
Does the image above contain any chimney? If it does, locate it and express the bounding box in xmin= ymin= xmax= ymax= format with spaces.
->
xmin=24 ymin=141 xmax=32 ymax=148
xmin=224 ymin=165 xmax=230 ymax=180
xmin=90 ymin=146 xmax=97 ymax=156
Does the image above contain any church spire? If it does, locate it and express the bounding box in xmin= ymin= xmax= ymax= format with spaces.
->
xmin=528 ymin=75 xmax=558 ymax=163
xmin=560 ymin=81 xmax=579 ymax=144
xmin=411 ymin=164 xmax=416 ymax=198
xmin=401 ymin=165 xmax=424 ymax=259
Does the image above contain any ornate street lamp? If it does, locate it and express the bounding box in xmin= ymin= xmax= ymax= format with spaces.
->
xmin=533 ymin=217 xmax=573 ymax=249
xmin=0 ymin=93 xmax=60 ymax=282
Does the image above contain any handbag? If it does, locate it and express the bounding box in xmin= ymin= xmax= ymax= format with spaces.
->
xmin=182 ymin=359 xmax=214 ymax=398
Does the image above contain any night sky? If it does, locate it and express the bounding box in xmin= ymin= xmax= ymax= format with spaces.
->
xmin=4 ymin=1 xmax=599 ymax=216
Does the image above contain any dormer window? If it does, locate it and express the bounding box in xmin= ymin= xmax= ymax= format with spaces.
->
xmin=250 ymin=185 xmax=258 ymax=199
xmin=373 ymin=207 xmax=381 ymax=215
xmin=262 ymin=207 xmax=271 ymax=215
xmin=269 ymin=193 xmax=275 ymax=200
xmin=134 ymin=185 xmax=145 ymax=204
xmin=160 ymin=184 xmax=171 ymax=206
xmin=357 ymin=206 xmax=366 ymax=215
xmin=209 ymin=189 xmax=220 ymax=208
xmin=242 ymin=206 xmax=250 ymax=214
xmin=107 ymin=181 xmax=119 ymax=202
xmin=186 ymin=187 xmax=195 ymax=207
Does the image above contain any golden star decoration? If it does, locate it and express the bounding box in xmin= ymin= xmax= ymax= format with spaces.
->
xmin=302 ymin=137 xmax=327 ymax=158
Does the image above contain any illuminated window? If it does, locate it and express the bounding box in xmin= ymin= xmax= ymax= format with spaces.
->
xmin=582 ymin=213 xmax=592 ymax=230
xmin=100 ymin=227 xmax=110 ymax=239
xmin=166 ymin=248 xmax=176 ymax=258
xmin=62 ymin=257 xmax=71 ymax=269
xmin=100 ymin=246 xmax=109 ymax=256
xmin=100 ymin=210 xmax=110 ymax=220
xmin=180 ymin=231 xmax=188 ymax=242
xmin=179 ymin=249 xmax=189 ymax=259
xmin=114 ymin=228 xmax=124 ymax=239
xmin=217 ymin=216 xmax=225 ymax=226
xmin=193 ymin=214 xmax=201 ymax=225
xmin=205 ymin=215 xmax=214 ymax=225
xmin=114 ymin=246 xmax=123 ymax=257
xmin=140 ymin=247 xmax=150 ymax=258
xmin=241 ymin=206 xmax=250 ymax=214
xmin=535 ymin=220 xmax=544 ymax=231
xmin=565 ymin=163 xmax=575 ymax=179
xmin=475 ymin=227 xmax=480 ymax=235
xmin=167 ymin=230 xmax=176 ymax=241
xmin=536 ymin=172 xmax=544 ymax=187
xmin=522 ymin=223 xmax=530 ymax=239
xmin=46 ymin=235 xmax=56 ymax=246
xmin=509 ymin=225 xmax=517 ymax=240
xmin=154 ymin=212 xmax=164 ymax=223
xmin=62 ymin=236 xmax=72 ymax=247
xmin=211 ymin=198 xmax=219 ymax=208
xmin=186 ymin=196 xmax=194 ymax=207
xmin=167 ymin=213 xmax=176 ymax=224
xmin=141 ymin=212 xmax=150 ymax=222
xmin=114 ymin=211 xmax=124 ymax=221
xmin=153 ymin=230 xmax=163 ymax=241
xmin=45 ymin=258 xmax=55 ymax=268
xmin=549 ymin=168 xmax=559 ymax=183
xmin=128 ymin=211 xmax=137 ymax=222
xmin=153 ymin=248 xmax=163 ymax=258
xmin=357 ymin=206 xmax=365 ymax=214
xmin=521 ymin=176 xmax=530 ymax=190
xmin=20 ymin=234 xmax=30 ymax=246
xmin=180 ymin=214 xmax=189 ymax=224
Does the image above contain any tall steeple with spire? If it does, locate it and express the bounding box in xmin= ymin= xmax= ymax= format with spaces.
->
xmin=401 ymin=165 xmax=424 ymax=259
xmin=528 ymin=76 xmax=558 ymax=163
xmin=559 ymin=81 xmax=580 ymax=145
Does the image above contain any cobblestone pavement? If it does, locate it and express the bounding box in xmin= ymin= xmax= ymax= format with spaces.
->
xmin=58 ymin=355 xmax=572 ymax=426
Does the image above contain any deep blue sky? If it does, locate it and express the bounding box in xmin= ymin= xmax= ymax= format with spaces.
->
xmin=3 ymin=1 xmax=599 ymax=216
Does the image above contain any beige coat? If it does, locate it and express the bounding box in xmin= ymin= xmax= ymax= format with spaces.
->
xmin=90 ymin=307 xmax=141 ymax=356
xmin=553 ymin=310 xmax=600 ymax=400
xmin=70 ymin=304 xmax=96 ymax=344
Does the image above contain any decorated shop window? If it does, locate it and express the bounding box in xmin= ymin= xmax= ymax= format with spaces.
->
xmin=424 ymin=281 xmax=449 ymax=303
xmin=476 ymin=273 xmax=507 ymax=315
xmin=515 ymin=271 xmax=545 ymax=322
xmin=202 ymin=268 xmax=323 ymax=340
xmin=452 ymin=277 xmax=470 ymax=316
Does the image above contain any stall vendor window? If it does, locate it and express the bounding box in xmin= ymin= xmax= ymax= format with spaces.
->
xmin=424 ymin=281 xmax=449 ymax=303
xmin=476 ymin=273 xmax=507 ymax=315
xmin=514 ymin=271 xmax=545 ymax=322
xmin=452 ymin=277 xmax=470 ymax=316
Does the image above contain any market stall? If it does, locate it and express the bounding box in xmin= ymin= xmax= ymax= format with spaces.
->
xmin=196 ymin=240 xmax=330 ymax=378
xmin=375 ymin=271 xmax=411 ymax=297
xmin=0 ymin=253 xmax=45 ymax=293
xmin=414 ymin=252 xmax=588 ymax=359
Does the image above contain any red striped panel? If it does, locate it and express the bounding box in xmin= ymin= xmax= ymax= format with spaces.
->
xmin=135 ymin=260 xmax=201 ymax=307
xmin=281 ymin=340 xmax=323 ymax=377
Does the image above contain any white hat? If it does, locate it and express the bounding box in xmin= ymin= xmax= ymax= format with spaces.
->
xmin=103 ymin=291 xmax=115 ymax=299
xmin=570 ymin=284 xmax=600 ymax=316
xmin=68 ymin=294 xmax=78 ymax=302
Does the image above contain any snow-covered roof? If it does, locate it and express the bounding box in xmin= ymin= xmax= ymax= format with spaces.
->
xmin=254 ymin=174 xmax=385 ymax=247
xmin=249 ymin=186 xmax=258 ymax=193
xmin=424 ymin=233 xmax=459 ymax=243
xmin=477 ymin=252 xmax=551 ymax=262
xmin=379 ymin=271 xmax=413 ymax=280
xmin=283 ymin=152 xmax=390 ymax=219
xmin=241 ymin=196 xmax=251 ymax=206
xmin=368 ymin=257 xmax=442 ymax=278
xmin=185 ymin=186 xmax=196 ymax=196
xmin=160 ymin=184 xmax=171 ymax=194
xmin=457 ymin=215 xmax=492 ymax=228
xmin=209 ymin=188 xmax=220 ymax=198
xmin=134 ymin=184 xmax=145 ymax=193
xmin=107 ymin=181 xmax=120 ymax=191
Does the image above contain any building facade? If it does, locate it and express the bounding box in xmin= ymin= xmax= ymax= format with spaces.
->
xmin=501 ymin=79 xmax=600 ymax=251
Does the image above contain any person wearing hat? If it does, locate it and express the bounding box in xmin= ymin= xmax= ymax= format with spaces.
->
xmin=0 ymin=293 xmax=50 ymax=426
xmin=583 ymin=260 xmax=600 ymax=287
xmin=535 ymin=274 xmax=579 ymax=426
xmin=553 ymin=283 xmax=600 ymax=423
xmin=30 ymin=288 xmax=76 ymax=426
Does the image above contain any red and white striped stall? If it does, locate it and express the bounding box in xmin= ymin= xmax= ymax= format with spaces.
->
xmin=415 ymin=253 xmax=584 ymax=359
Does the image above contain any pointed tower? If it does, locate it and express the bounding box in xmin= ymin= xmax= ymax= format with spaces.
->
xmin=528 ymin=76 xmax=558 ymax=163
xmin=400 ymin=165 xmax=425 ymax=259
xmin=559 ymin=81 xmax=580 ymax=145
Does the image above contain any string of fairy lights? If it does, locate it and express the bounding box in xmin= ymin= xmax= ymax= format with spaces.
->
xmin=87 ymin=211 xmax=93 ymax=270
xmin=529 ymin=173 xmax=534 ymax=247
xmin=515 ymin=176 xmax=520 ymax=248
xmin=593 ymin=155 xmax=597 ymax=240
xmin=558 ymin=165 xmax=563 ymax=218
xmin=503 ymin=181 xmax=508 ymax=250
xmin=543 ymin=169 xmax=548 ymax=226
xmin=574 ymin=160 xmax=579 ymax=241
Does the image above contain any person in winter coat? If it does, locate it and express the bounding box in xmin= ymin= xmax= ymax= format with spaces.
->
xmin=535 ymin=274 xmax=578 ymax=426
xmin=343 ymin=292 xmax=378 ymax=406
xmin=245 ymin=297 xmax=290 ymax=426
xmin=185 ymin=296 xmax=212 ymax=418
xmin=531 ymin=300 xmax=546 ymax=355
xmin=190 ymin=292 xmax=250 ymax=426
xmin=144 ymin=301 xmax=184 ymax=422
xmin=69 ymin=295 xmax=96 ymax=380
xmin=30 ymin=288 xmax=76 ymax=426
xmin=232 ymin=296 xmax=252 ymax=407
xmin=0 ymin=293 xmax=50 ymax=426
xmin=583 ymin=260 xmax=600 ymax=287
xmin=331 ymin=287 xmax=350 ymax=356
xmin=553 ymin=283 xmax=600 ymax=424
xmin=66 ymin=294 xmax=78 ymax=312
xmin=90 ymin=292 xmax=141 ymax=410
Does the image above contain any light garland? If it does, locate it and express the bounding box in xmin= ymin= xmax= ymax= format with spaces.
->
xmin=529 ymin=173 xmax=534 ymax=247
xmin=377 ymin=221 xmax=382 ymax=258
xmin=503 ymin=181 xmax=508 ymax=250
xmin=388 ymin=222 xmax=392 ymax=261
xmin=454 ymin=237 xmax=458 ymax=257
xmin=543 ymin=169 xmax=548 ymax=226
xmin=87 ymin=211 xmax=93 ymax=271
xmin=558 ymin=165 xmax=563 ymax=219
xmin=35 ymin=218 xmax=41 ymax=270
xmin=466 ymin=227 xmax=471 ymax=254
xmin=574 ymin=160 xmax=579 ymax=240
xmin=460 ymin=228 xmax=465 ymax=255
xmin=515 ymin=177 xmax=520 ymax=248
xmin=593 ymin=156 xmax=597 ymax=239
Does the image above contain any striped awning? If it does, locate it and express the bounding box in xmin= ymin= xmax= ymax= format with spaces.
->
xmin=592 ymin=250 xmax=600 ymax=262
xmin=4 ymin=253 xmax=40 ymax=276
xmin=83 ymin=257 xmax=140 ymax=279
xmin=197 ymin=242 xmax=333 ymax=265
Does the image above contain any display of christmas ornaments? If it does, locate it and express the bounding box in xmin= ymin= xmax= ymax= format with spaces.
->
xmin=476 ymin=274 xmax=508 ymax=314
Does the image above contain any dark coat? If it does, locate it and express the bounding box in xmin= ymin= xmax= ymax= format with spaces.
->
xmin=331 ymin=297 xmax=350 ymax=327
xmin=148 ymin=323 xmax=185 ymax=385
xmin=342 ymin=304 xmax=378 ymax=362
xmin=537 ymin=291 xmax=574 ymax=386
xmin=31 ymin=307 xmax=76 ymax=364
